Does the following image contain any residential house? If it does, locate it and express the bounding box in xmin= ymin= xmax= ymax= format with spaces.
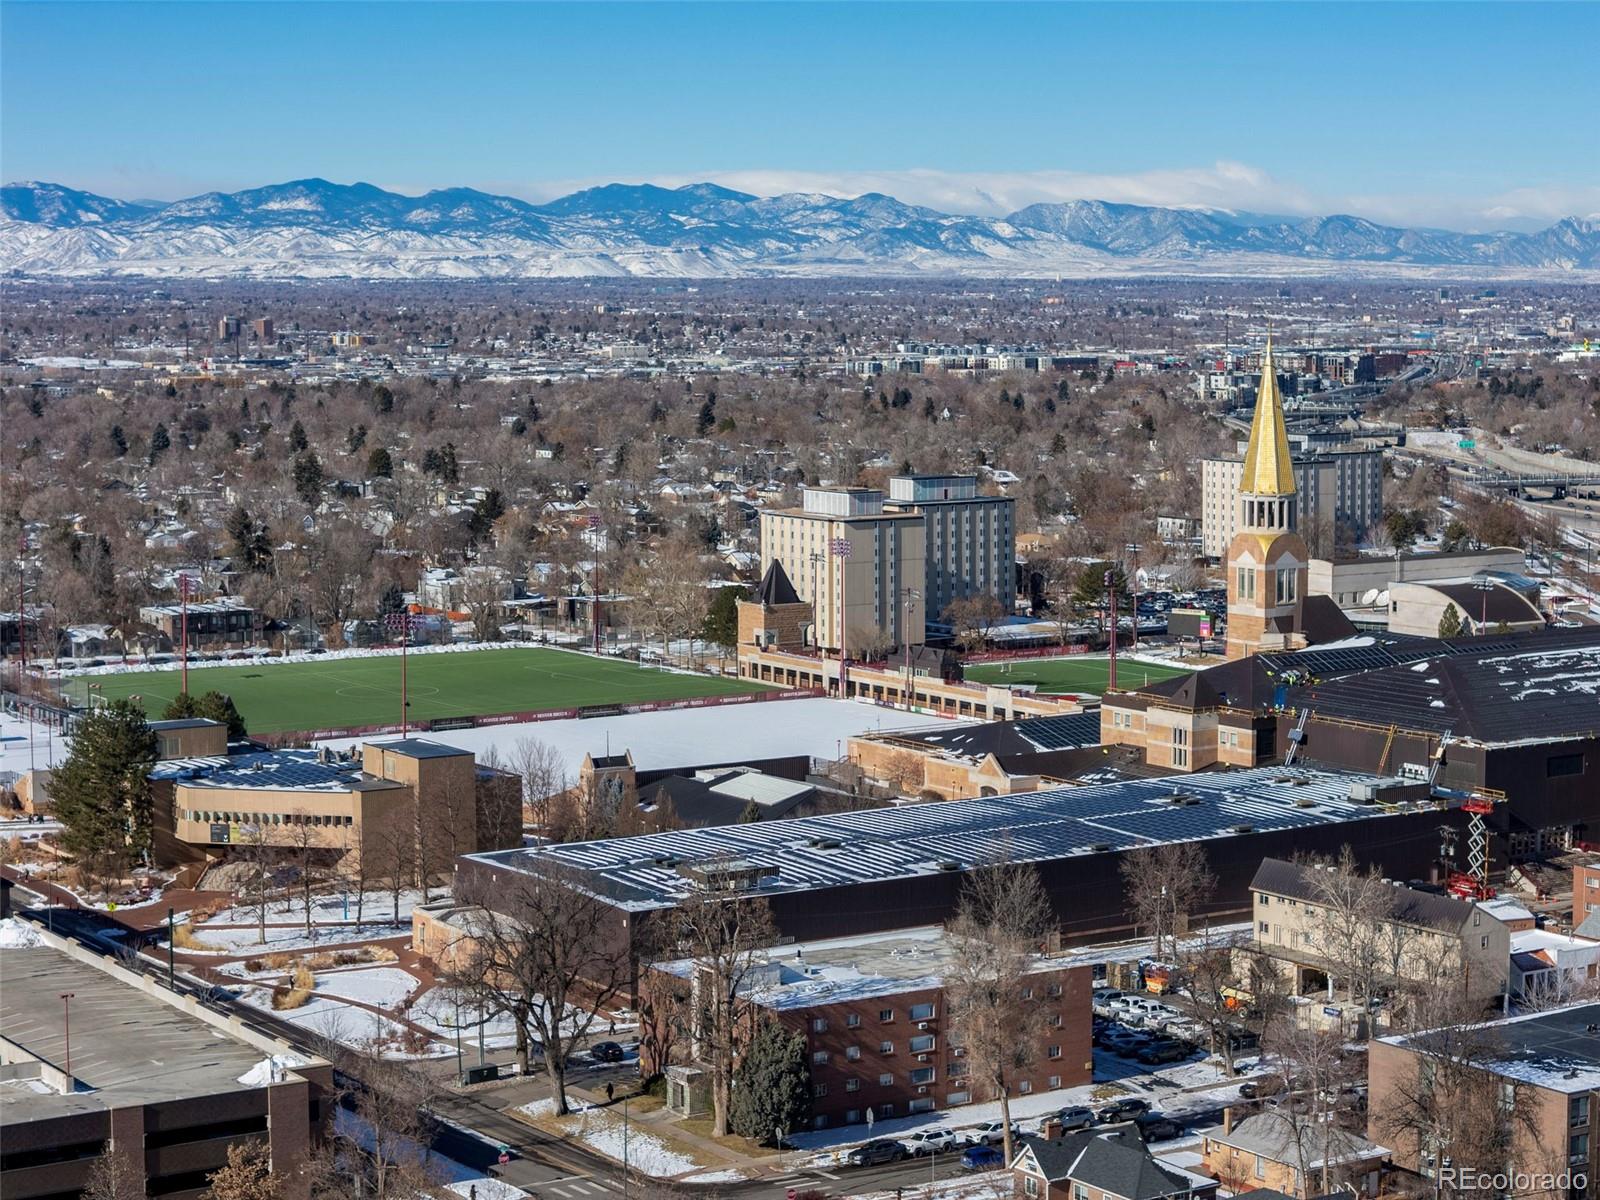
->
xmin=1012 ymin=1124 xmax=1219 ymax=1200
xmin=1199 ymin=1111 xmax=1388 ymax=1198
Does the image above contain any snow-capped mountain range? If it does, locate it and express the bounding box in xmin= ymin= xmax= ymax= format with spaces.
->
xmin=4 ymin=178 xmax=1597 ymax=280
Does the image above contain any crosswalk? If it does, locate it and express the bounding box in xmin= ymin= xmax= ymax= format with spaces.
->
xmin=536 ymin=1177 xmax=614 ymax=1198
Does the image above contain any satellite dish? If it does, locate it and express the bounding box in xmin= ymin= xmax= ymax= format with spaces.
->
xmin=1376 ymin=589 xmax=1390 ymax=605
xmin=1360 ymin=588 xmax=1380 ymax=605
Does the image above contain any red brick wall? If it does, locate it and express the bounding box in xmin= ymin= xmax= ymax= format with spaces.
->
xmin=1576 ymin=863 xmax=1600 ymax=927
xmin=765 ymin=964 xmax=1093 ymax=1129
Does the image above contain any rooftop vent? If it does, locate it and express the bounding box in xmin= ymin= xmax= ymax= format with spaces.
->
xmin=1230 ymin=823 xmax=1255 ymax=834
xmin=1168 ymin=792 xmax=1200 ymax=807
xmin=1088 ymin=842 xmax=1113 ymax=853
xmin=807 ymin=836 xmax=844 ymax=850
xmin=936 ymin=859 xmax=962 ymax=872
xmin=1294 ymin=798 xmax=1317 ymax=809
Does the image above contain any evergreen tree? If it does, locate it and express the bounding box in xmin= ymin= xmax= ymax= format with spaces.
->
xmin=162 ymin=692 xmax=202 ymax=720
xmin=728 ymin=1019 xmax=810 ymax=1143
xmin=288 ymin=420 xmax=308 ymax=452
xmin=51 ymin=699 xmax=158 ymax=882
xmin=225 ymin=507 xmax=273 ymax=572
xmin=346 ymin=424 xmax=368 ymax=453
xmin=197 ymin=691 xmax=248 ymax=739
xmin=467 ymin=488 xmax=507 ymax=543
xmin=109 ymin=424 xmax=128 ymax=457
xmin=148 ymin=422 xmax=171 ymax=464
xmin=291 ymin=452 xmax=324 ymax=506
xmin=1438 ymin=604 xmax=1463 ymax=639
xmin=739 ymin=800 xmax=763 ymax=824
xmin=696 ymin=395 xmax=717 ymax=435
xmin=702 ymin=585 xmax=748 ymax=651
xmin=378 ymin=582 xmax=406 ymax=617
xmin=365 ymin=446 xmax=393 ymax=479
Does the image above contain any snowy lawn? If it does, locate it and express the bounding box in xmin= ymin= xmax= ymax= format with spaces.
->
xmin=411 ymin=988 xmax=525 ymax=1050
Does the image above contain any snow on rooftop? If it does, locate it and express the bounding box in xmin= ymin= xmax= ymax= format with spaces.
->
xmin=326 ymin=698 xmax=955 ymax=782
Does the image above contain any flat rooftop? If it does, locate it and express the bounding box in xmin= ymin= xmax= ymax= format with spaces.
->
xmin=0 ymin=940 xmax=314 ymax=1124
xmin=152 ymin=748 xmax=401 ymax=793
xmin=1381 ymin=1002 xmax=1600 ymax=1094
xmin=469 ymin=765 xmax=1417 ymax=912
xmin=657 ymin=925 xmax=1062 ymax=1010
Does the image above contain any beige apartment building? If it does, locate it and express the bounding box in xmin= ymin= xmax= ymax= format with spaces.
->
xmin=150 ymin=737 xmax=520 ymax=871
xmin=1202 ymin=449 xmax=1382 ymax=559
xmin=1250 ymin=858 xmax=1511 ymax=1010
xmin=759 ymin=487 xmax=925 ymax=653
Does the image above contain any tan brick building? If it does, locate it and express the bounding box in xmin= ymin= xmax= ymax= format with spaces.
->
xmin=1368 ymin=1003 xmax=1599 ymax=1197
xmin=150 ymin=737 xmax=520 ymax=872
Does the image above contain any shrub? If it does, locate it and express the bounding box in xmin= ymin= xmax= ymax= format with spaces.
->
xmin=171 ymin=922 xmax=221 ymax=951
xmin=272 ymin=964 xmax=316 ymax=1010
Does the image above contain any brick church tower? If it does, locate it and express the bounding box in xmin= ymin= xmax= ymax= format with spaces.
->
xmin=1225 ymin=338 xmax=1309 ymax=659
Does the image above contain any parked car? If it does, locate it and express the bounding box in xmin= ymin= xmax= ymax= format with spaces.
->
xmin=902 ymin=1129 xmax=957 ymax=1156
xmin=1135 ymin=1114 xmax=1183 ymax=1142
xmin=1097 ymin=1097 xmax=1153 ymax=1123
xmin=1103 ymin=1031 xmax=1152 ymax=1056
xmin=846 ymin=1139 xmax=907 ymax=1167
xmin=1136 ymin=1040 xmax=1193 ymax=1065
xmin=964 ymin=1121 xmax=1020 ymax=1147
xmin=1055 ymin=1106 xmax=1096 ymax=1132
xmin=590 ymin=1041 xmax=626 ymax=1062
xmin=960 ymin=1144 xmax=1006 ymax=1172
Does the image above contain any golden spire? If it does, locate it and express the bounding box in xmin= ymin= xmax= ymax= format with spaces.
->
xmin=1240 ymin=336 xmax=1295 ymax=497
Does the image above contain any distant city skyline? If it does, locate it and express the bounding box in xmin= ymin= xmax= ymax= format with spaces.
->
xmin=4 ymin=1 xmax=1596 ymax=232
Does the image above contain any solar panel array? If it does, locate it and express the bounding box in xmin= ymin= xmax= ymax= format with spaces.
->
xmin=475 ymin=766 xmax=1406 ymax=909
xmin=1016 ymin=711 xmax=1105 ymax=751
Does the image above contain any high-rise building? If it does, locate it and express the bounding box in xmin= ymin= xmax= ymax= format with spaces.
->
xmin=1202 ymin=448 xmax=1381 ymax=558
xmin=758 ymin=488 xmax=925 ymax=653
xmin=253 ymin=317 xmax=274 ymax=342
xmin=883 ymin=474 xmax=1014 ymax=624
xmin=1225 ymin=340 xmax=1309 ymax=660
xmin=215 ymin=315 xmax=241 ymax=340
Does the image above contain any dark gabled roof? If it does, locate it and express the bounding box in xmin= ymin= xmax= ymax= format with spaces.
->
xmin=1301 ymin=594 xmax=1359 ymax=644
xmin=1137 ymin=655 xmax=1271 ymax=711
xmin=590 ymin=754 xmax=631 ymax=769
xmin=753 ymin=559 xmax=802 ymax=606
xmin=893 ymin=712 xmax=1104 ymax=760
xmin=643 ymin=772 xmax=815 ymax=828
xmin=1250 ymin=857 xmax=1474 ymax=932
xmin=1286 ymin=625 xmax=1600 ymax=741
xmin=1017 ymin=1128 xmax=1196 ymax=1198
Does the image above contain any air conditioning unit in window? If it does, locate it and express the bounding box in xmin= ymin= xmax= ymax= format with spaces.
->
xmin=918 ymin=1054 xmax=929 ymax=1062
xmin=918 ymin=1021 xmax=930 ymax=1030
xmin=917 ymin=1086 xmax=928 ymax=1094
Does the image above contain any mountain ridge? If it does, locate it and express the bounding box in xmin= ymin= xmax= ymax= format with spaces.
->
xmin=4 ymin=178 xmax=1596 ymax=279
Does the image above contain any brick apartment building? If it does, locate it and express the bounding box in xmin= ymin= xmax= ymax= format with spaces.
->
xmin=1369 ymin=1003 xmax=1600 ymax=1198
xmin=654 ymin=927 xmax=1093 ymax=1130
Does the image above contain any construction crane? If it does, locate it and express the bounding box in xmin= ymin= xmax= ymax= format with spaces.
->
xmin=1283 ymin=708 xmax=1311 ymax=767
xmin=1429 ymin=729 xmax=1502 ymax=900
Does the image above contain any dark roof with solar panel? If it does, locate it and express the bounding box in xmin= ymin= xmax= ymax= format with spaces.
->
xmin=1286 ymin=625 xmax=1600 ymax=741
xmin=468 ymin=764 xmax=1420 ymax=910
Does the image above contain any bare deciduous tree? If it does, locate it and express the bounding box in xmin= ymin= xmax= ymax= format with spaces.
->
xmin=1118 ymin=840 xmax=1215 ymax=962
xmin=452 ymin=861 xmax=635 ymax=1113
xmin=673 ymin=888 xmax=779 ymax=1137
xmin=944 ymin=858 xmax=1054 ymax=1169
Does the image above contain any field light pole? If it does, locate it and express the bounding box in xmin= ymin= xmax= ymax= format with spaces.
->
xmin=179 ymin=572 xmax=193 ymax=696
xmin=1104 ymin=568 xmax=1118 ymax=692
xmin=588 ymin=513 xmax=603 ymax=653
xmin=1473 ymin=576 xmax=1495 ymax=633
xmin=901 ymin=586 xmax=921 ymax=711
xmin=831 ymin=537 xmax=852 ymax=698
xmin=167 ymin=907 xmax=176 ymax=989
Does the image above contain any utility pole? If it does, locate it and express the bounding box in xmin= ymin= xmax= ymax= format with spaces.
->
xmin=179 ymin=573 xmax=192 ymax=696
xmin=167 ymin=907 xmax=176 ymax=989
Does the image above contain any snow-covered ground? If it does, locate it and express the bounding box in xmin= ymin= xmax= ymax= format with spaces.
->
xmin=410 ymin=987 xmax=524 ymax=1051
xmin=0 ymin=917 xmax=45 ymax=947
xmin=197 ymin=889 xmax=434 ymax=927
xmin=517 ymin=1100 xmax=702 ymax=1179
xmin=178 ymin=921 xmax=408 ymax=956
xmin=325 ymin=697 xmax=963 ymax=780
xmin=0 ymin=711 xmax=67 ymax=771
xmin=241 ymin=984 xmax=417 ymax=1048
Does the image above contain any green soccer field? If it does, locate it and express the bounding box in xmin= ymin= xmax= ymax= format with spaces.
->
xmin=964 ymin=655 xmax=1191 ymax=696
xmin=62 ymin=648 xmax=766 ymax=735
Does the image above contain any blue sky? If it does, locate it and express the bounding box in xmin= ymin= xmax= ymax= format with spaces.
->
xmin=3 ymin=1 xmax=1596 ymax=229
